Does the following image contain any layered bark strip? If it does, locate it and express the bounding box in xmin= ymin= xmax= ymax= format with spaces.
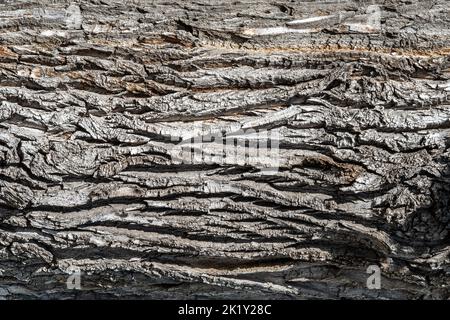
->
xmin=0 ymin=0 xmax=449 ymax=299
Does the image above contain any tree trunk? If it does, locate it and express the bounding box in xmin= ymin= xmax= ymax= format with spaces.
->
xmin=0 ymin=0 xmax=449 ymax=299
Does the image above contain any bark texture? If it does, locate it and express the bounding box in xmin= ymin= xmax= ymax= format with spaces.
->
xmin=0 ymin=0 xmax=449 ymax=299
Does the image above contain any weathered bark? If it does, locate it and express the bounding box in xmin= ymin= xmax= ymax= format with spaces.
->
xmin=0 ymin=0 xmax=449 ymax=299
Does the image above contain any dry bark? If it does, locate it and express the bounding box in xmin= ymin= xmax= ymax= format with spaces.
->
xmin=0 ymin=0 xmax=449 ymax=299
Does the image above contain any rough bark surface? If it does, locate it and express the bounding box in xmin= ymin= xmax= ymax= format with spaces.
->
xmin=0 ymin=0 xmax=449 ymax=299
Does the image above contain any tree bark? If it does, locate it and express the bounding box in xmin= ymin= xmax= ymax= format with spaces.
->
xmin=0 ymin=0 xmax=449 ymax=299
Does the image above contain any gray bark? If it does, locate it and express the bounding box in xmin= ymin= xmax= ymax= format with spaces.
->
xmin=0 ymin=0 xmax=449 ymax=299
